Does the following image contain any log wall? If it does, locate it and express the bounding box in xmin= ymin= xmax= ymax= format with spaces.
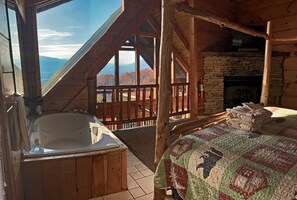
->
xmin=281 ymin=55 xmax=297 ymax=109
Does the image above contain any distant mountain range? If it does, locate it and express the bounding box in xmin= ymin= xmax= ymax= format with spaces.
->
xmin=97 ymin=68 xmax=155 ymax=86
xmin=16 ymin=56 xmax=151 ymax=84
xmin=99 ymin=59 xmax=150 ymax=75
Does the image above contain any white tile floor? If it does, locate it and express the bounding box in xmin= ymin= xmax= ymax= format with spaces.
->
xmin=90 ymin=150 xmax=155 ymax=200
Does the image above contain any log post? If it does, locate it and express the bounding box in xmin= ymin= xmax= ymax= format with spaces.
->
xmin=260 ymin=21 xmax=273 ymax=106
xmin=189 ymin=0 xmax=199 ymax=118
xmin=154 ymin=0 xmax=175 ymax=199
xmin=87 ymin=77 xmax=96 ymax=115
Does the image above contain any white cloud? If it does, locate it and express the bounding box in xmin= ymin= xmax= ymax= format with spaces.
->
xmin=39 ymin=44 xmax=83 ymax=59
xmin=119 ymin=51 xmax=135 ymax=65
xmin=38 ymin=29 xmax=72 ymax=41
xmin=107 ymin=52 xmax=144 ymax=65
xmin=65 ymin=26 xmax=84 ymax=30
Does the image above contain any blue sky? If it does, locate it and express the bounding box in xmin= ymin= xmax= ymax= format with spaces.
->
xmin=9 ymin=0 xmax=150 ymax=80
xmin=36 ymin=0 xmax=122 ymax=59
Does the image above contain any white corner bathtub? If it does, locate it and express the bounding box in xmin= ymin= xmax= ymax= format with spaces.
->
xmin=25 ymin=112 xmax=121 ymax=158
xmin=22 ymin=113 xmax=128 ymax=199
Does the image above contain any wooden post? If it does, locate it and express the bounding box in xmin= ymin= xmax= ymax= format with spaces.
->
xmin=16 ymin=6 xmax=41 ymax=99
xmin=260 ymin=21 xmax=273 ymax=106
xmin=154 ymin=0 xmax=175 ymax=199
xmin=153 ymin=38 xmax=160 ymax=98
xmin=115 ymin=51 xmax=120 ymax=102
xmin=189 ymin=0 xmax=199 ymax=118
xmin=87 ymin=77 xmax=96 ymax=115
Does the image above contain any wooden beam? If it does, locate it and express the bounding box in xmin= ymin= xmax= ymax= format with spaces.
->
xmin=170 ymin=112 xmax=228 ymax=136
xmin=136 ymin=31 xmax=160 ymax=38
xmin=272 ymin=37 xmax=297 ymax=43
xmin=154 ymin=38 xmax=160 ymax=84
xmin=154 ymin=0 xmax=175 ymax=199
xmin=189 ymin=0 xmax=199 ymax=118
xmin=177 ymin=2 xmax=271 ymax=40
xmin=173 ymin=48 xmax=190 ymax=72
xmin=169 ymin=0 xmax=185 ymax=5
xmin=260 ymin=21 xmax=273 ymax=106
xmin=237 ymin=0 xmax=297 ymax=25
xmin=87 ymin=77 xmax=96 ymax=115
xmin=174 ymin=24 xmax=190 ymax=53
xmin=135 ymin=35 xmax=141 ymax=86
xmin=147 ymin=16 xmax=161 ymax=35
xmin=14 ymin=0 xmax=26 ymax=22
xmin=16 ymin=7 xmax=42 ymax=99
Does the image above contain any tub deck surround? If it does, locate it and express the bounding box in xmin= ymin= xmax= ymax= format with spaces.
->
xmin=21 ymin=112 xmax=127 ymax=200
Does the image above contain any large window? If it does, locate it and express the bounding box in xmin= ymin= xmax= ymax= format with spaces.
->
xmin=8 ymin=8 xmax=23 ymax=94
xmin=97 ymin=56 xmax=115 ymax=86
xmin=37 ymin=0 xmax=122 ymax=87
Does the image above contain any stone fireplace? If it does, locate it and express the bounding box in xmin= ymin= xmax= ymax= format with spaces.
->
xmin=202 ymin=52 xmax=283 ymax=114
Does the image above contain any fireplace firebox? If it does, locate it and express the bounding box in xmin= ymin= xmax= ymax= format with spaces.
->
xmin=224 ymin=76 xmax=262 ymax=109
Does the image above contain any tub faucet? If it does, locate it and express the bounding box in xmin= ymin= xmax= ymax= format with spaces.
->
xmin=73 ymin=109 xmax=88 ymax=114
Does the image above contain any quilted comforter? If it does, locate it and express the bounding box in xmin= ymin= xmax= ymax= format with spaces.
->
xmin=154 ymin=107 xmax=297 ymax=200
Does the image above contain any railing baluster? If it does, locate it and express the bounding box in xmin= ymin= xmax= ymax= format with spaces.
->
xmin=120 ymin=88 xmax=123 ymax=121
xmin=128 ymin=87 xmax=131 ymax=121
xmin=135 ymin=88 xmax=139 ymax=120
xmin=156 ymin=85 xmax=159 ymax=114
xmin=171 ymin=85 xmax=174 ymax=114
xmin=187 ymin=83 xmax=190 ymax=111
xmin=103 ymin=89 xmax=106 ymax=122
xmin=150 ymin=87 xmax=153 ymax=117
xmin=96 ymin=83 xmax=190 ymax=128
xmin=182 ymin=85 xmax=185 ymax=112
xmin=142 ymin=87 xmax=146 ymax=119
xmin=111 ymin=89 xmax=115 ymax=121
xmin=176 ymin=85 xmax=179 ymax=113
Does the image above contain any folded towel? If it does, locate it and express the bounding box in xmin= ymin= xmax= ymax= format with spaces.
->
xmin=226 ymin=103 xmax=272 ymax=132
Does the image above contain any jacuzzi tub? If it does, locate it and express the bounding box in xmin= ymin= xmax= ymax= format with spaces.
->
xmin=25 ymin=112 xmax=121 ymax=158
xmin=22 ymin=113 xmax=128 ymax=199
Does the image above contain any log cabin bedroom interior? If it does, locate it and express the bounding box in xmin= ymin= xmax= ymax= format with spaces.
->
xmin=0 ymin=0 xmax=297 ymax=199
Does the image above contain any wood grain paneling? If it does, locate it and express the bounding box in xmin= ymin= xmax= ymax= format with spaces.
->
xmin=42 ymin=160 xmax=60 ymax=200
xmin=107 ymin=152 xmax=122 ymax=194
xmin=76 ymin=157 xmax=92 ymax=200
xmin=22 ymin=161 xmax=43 ymax=200
xmin=60 ymin=159 xmax=76 ymax=200
xmin=91 ymin=155 xmax=107 ymax=197
xmin=22 ymin=149 xmax=127 ymax=200
xmin=281 ymin=56 xmax=297 ymax=109
xmin=237 ymin=0 xmax=297 ymax=25
xmin=121 ymin=150 xmax=127 ymax=191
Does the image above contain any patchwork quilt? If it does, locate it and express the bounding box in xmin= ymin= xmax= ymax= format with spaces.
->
xmin=154 ymin=107 xmax=297 ymax=200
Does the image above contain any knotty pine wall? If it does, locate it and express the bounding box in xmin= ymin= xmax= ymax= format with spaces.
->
xmin=281 ymin=55 xmax=297 ymax=110
xmin=237 ymin=0 xmax=297 ymax=109
xmin=189 ymin=0 xmax=236 ymax=113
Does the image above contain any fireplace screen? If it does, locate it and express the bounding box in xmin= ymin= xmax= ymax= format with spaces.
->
xmin=224 ymin=76 xmax=262 ymax=109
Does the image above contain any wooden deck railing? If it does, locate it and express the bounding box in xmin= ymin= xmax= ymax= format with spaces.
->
xmin=96 ymin=83 xmax=190 ymax=129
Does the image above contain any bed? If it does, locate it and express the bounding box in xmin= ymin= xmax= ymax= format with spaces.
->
xmin=154 ymin=107 xmax=297 ymax=200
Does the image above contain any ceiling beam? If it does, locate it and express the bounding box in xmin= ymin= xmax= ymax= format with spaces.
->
xmin=173 ymin=48 xmax=190 ymax=72
xmin=174 ymin=24 xmax=190 ymax=54
xmin=177 ymin=2 xmax=271 ymax=40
